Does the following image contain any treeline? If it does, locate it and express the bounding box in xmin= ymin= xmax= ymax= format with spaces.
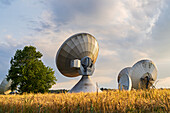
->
xmin=49 ymin=88 xmax=117 ymax=94
xmin=49 ymin=89 xmax=69 ymax=93
xmin=49 ymin=88 xmax=170 ymax=94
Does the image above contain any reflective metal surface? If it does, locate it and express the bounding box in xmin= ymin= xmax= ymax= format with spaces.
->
xmin=0 ymin=78 xmax=12 ymax=94
xmin=118 ymin=67 xmax=132 ymax=90
xmin=56 ymin=33 xmax=99 ymax=77
xmin=69 ymin=76 xmax=101 ymax=93
xmin=118 ymin=67 xmax=131 ymax=83
xmin=129 ymin=60 xmax=157 ymax=89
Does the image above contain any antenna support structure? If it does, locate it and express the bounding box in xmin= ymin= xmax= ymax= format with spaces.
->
xmin=56 ymin=33 xmax=101 ymax=93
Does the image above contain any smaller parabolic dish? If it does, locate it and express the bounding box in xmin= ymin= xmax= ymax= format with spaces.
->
xmin=56 ymin=33 xmax=99 ymax=77
xmin=129 ymin=60 xmax=157 ymax=89
xmin=118 ymin=67 xmax=132 ymax=90
xmin=0 ymin=78 xmax=12 ymax=94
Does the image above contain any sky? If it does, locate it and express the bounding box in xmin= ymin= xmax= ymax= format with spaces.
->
xmin=0 ymin=0 xmax=170 ymax=89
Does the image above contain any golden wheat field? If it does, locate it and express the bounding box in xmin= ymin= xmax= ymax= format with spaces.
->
xmin=0 ymin=89 xmax=169 ymax=113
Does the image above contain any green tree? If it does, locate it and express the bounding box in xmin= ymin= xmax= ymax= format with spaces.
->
xmin=6 ymin=46 xmax=57 ymax=93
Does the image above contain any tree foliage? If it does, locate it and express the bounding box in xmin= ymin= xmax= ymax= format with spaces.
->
xmin=7 ymin=46 xmax=57 ymax=93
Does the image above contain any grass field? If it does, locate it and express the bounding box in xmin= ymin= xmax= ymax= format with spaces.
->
xmin=0 ymin=89 xmax=169 ymax=113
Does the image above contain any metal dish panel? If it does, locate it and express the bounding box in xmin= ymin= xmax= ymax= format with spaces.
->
xmin=56 ymin=33 xmax=99 ymax=77
xmin=129 ymin=60 xmax=157 ymax=89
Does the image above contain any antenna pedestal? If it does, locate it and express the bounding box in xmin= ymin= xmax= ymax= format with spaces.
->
xmin=69 ymin=75 xmax=101 ymax=93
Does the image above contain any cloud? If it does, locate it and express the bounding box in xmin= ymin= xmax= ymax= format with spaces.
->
xmin=0 ymin=0 xmax=14 ymax=5
xmin=100 ymin=49 xmax=118 ymax=56
xmin=27 ymin=0 xmax=168 ymax=89
xmin=1 ymin=0 xmax=170 ymax=89
xmin=36 ymin=0 xmax=164 ymax=58
xmin=156 ymin=77 xmax=170 ymax=88
xmin=150 ymin=0 xmax=170 ymax=59
xmin=51 ymin=79 xmax=78 ymax=90
xmin=92 ymin=76 xmax=115 ymax=88
xmin=0 ymin=34 xmax=30 ymax=82
xmin=32 ymin=0 xmax=164 ymax=59
xmin=51 ymin=76 xmax=114 ymax=90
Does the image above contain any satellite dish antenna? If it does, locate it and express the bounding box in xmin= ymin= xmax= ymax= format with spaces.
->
xmin=129 ymin=59 xmax=157 ymax=89
xmin=56 ymin=33 xmax=101 ymax=93
xmin=117 ymin=67 xmax=132 ymax=90
xmin=0 ymin=78 xmax=12 ymax=94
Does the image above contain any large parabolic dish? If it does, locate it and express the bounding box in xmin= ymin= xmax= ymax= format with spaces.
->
xmin=56 ymin=33 xmax=100 ymax=93
xmin=56 ymin=33 xmax=99 ymax=77
xmin=129 ymin=60 xmax=157 ymax=89
xmin=117 ymin=67 xmax=132 ymax=90
xmin=0 ymin=78 xmax=12 ymax=94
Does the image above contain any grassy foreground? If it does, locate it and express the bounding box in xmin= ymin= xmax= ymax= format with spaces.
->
xmin=0 ymin=89 xmax=169 ymax=113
